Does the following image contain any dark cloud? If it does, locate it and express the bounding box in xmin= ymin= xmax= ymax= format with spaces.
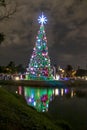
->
xmin=0 ymin=0 xmax=87 ymax=69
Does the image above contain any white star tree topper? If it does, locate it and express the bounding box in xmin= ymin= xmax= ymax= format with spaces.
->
xmin=38 ymin=13 xmax=47 ymax=25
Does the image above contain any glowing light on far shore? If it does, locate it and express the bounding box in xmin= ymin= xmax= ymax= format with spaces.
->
xmin=15 ymin=76 xmax=19 ymax=80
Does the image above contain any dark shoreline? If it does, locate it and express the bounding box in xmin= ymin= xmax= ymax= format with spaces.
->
xmin=0 ymin=79 xmax=87 ymax=88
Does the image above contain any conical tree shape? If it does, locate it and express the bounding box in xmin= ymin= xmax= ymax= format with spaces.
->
xmin=26 ymin=14 xmax=53 ymax=80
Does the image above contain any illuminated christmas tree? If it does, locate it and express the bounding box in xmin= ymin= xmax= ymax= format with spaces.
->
xmin=26 ymin=13 xmax=53 ymax=80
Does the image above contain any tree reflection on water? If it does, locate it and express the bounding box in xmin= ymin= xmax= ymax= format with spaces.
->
xmin=17 ymin=86 xmax=86 ymax=112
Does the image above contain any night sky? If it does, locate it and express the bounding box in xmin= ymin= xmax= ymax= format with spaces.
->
xmin=0 ymin=0 xmax=87 ymax=69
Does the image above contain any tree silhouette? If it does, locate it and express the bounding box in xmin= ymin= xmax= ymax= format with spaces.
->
xmin=0 ymin=0 xmax=17 ymax=20
xmin=0 ymin=33 xmax=4 ymax=44
xmin=0 ymin=0 xmax=6 ymax=7
xmin=65 ymin=65 xmax=73 ymax=77
xmin=0 ymin=0 xmax=17 ymax=44
xmin=7 ymin=61 xmax=16 ymax=74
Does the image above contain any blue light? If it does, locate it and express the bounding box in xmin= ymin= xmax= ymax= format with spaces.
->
xmin=38 ymin=13 xmax=47 ymax=25
xmin=37 ymin=39 xmax=40 ymax=42
xmin=38 ymin=46 xmax=41 ymax=49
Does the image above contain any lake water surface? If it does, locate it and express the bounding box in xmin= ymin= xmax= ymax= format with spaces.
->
xmin=3 ymin=85 xmax=87 ymax=130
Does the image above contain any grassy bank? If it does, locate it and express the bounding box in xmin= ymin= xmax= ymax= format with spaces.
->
xmin=0 ymin=87 xmax=65 ymax=130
